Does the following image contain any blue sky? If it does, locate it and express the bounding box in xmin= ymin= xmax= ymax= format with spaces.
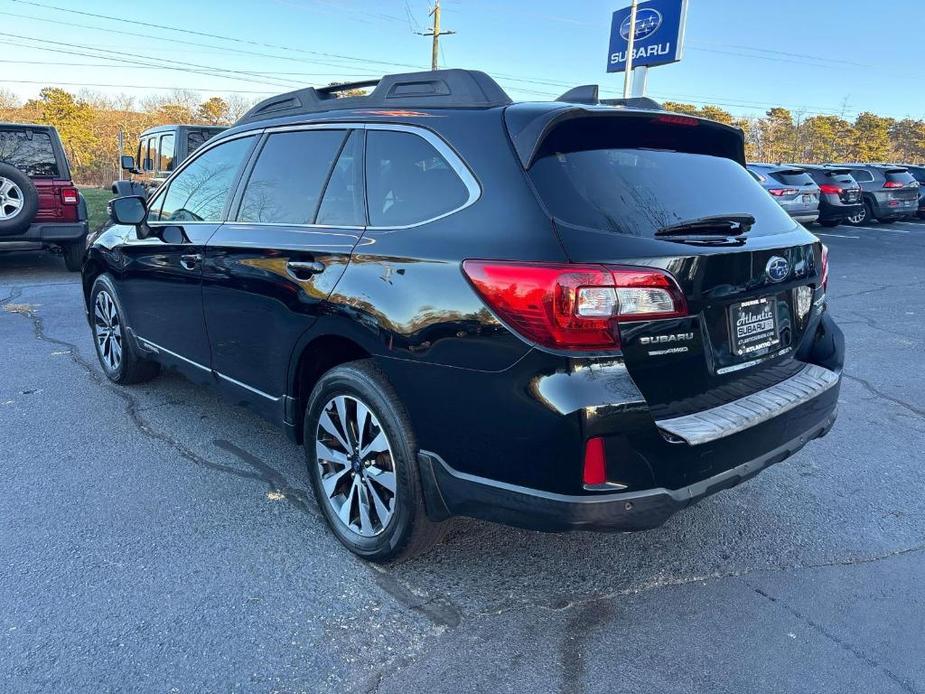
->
xmin=2 ymin=0 xmax=923 ymax=120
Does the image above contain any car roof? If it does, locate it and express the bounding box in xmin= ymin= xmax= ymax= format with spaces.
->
xmin=139 ymin=124 xmax=226 ymax=137
xmin=0 ymin=122 xmax=56 ymax=131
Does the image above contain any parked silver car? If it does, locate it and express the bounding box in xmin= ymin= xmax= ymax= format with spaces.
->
xmin=747 ymin=164 xmax=820 ymax=224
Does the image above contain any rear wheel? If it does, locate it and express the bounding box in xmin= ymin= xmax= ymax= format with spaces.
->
xmin=90 ymin=275 xmax=160 ymax=384
xmin=845 ymin=202 xmax=871 ymax=226
xmin=62 ymin=241 xmax=84 ymax=272
xmin=304 ymin=360 xmax=446 ymax=562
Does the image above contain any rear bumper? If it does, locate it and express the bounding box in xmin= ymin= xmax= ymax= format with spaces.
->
xmin=0 ymin=222 xmax=88 ymax=245
xmin=818 ymin=201 xmax=863 ymax=223
xmin=871 ymin=197 xmax=918 ymax=219
xmin=790 ymin=212 xmax=819 ymax=224
xmin=420 ymin=405 xmax=837 ymax=532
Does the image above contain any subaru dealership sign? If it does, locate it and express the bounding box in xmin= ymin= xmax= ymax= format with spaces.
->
xmin=607 ymin=0 xmax=688 ymax=73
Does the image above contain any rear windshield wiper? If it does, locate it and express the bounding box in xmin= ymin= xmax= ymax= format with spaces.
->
xmin=655 ymin=214 xmax=756 ymax=238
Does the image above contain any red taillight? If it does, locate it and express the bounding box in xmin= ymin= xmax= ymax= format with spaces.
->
xmin=768 ymin=188 xmax=798 ymax=197
xmin=653 ymin=114 xmax=700 ymax=127
xmin=820 ymin=244 xmax=829 ymax=290
xmin=461 ymin=261 xmax=687 ymax=352
xmin=582 ymin=437 xmax=607 ymax=486
xmin=818 ymin=183 xmax=842 ymax=195
xmin=60 ymin=186 xmax=79 ymax=205
xmin=883 ymin=180 xmax=904 ymax=189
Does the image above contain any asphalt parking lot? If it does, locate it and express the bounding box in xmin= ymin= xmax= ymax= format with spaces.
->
xmin=1 ymin=220 xmax=924 ymax=693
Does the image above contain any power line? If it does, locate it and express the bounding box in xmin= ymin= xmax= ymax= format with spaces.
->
xmin=416 ymin=0 xmax=455 ymax=71
xmin=0 ymin=78 xmax=276 ymax=94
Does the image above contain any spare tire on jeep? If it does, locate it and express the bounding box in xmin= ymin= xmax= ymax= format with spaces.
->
xmin=0 ymin=162 xmax=39 ymax=235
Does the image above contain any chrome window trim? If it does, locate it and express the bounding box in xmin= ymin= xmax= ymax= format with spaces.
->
xmin=146 ymin=121 xmax=482 ymax=231
xmin=146 ymin=130 xmax=263 ymax=227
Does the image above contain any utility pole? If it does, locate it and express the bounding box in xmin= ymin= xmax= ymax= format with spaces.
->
xmin=623 ymin=0 xmax=638 ymax=98
xmin=417 ymin=0 xmax=455 ymax=71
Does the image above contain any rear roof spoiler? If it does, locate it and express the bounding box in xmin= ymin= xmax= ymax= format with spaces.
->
xmin=556 ymin=84 xmax=663 ymax=111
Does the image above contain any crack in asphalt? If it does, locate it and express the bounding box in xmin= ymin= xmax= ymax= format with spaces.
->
xmin=3 ymin=295 xmax=459 ymax=632
xmin=470 ymin=542 xmax=925 ymax=619
xmin=749 ymin=584 xmax=920 ymax=693
xmin=838 ymin=310 xmax=922 ymax=342
xmin=843 ymin=372 xmax=925 ymax=419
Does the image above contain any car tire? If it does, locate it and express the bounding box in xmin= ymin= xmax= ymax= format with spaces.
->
xmin=89 ymin=274 xmax=160 ymax=385
xmin=845 ymin=202 xmax=871 ymax=226
xmin=819 ymin=220 xmax=840 ymax=228
xmin=304 ymin=360 xmax=446 ymax=562
xmin=0 ymin=163 xmax=39 ymax=235
xmin=62 ymin=241 xmax=84 ymax=272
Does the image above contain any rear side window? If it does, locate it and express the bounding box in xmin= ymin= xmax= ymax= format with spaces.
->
xmin=188 ymin=130 xmax=217 ymax=155
xmin=851 ymin=169 xmax=874 ymax=183
xmin=316 ymin=130 xmax=365 ymax=226
xmin=154 ymin=136 xmax=254 ymax=223
xmin=530 ymin=148 xmax=795 ymax=237
xmin=237 ymin=130 xmax=346 ymax=225
xmin=909 ymin=168 xmax=925 ymax=184
xmin=0 ymin=128 xmax=59 ymax=177
xmin=159 ymin=134 xmax=175 ymax=172
xmin=769 ymin=170 xmax=814 ymax=186
xmin=365 ymin=130 xmax=468 ymax=227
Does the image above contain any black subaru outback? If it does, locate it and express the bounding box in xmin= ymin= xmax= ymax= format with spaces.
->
xmin=82 ymin=70 xmax=843 ymax=561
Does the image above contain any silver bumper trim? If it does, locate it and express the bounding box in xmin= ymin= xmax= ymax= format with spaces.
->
xmin=655 ymin=364 xmax=840 ymax=446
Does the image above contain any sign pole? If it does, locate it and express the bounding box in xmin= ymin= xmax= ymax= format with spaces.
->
xmin=632 ymin=65 xmax=648 ymax=97
xmin=622 ymin=0 xmax=638 ymax=98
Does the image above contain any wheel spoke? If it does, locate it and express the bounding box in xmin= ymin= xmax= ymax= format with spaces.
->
xmin=356 ymin=482 xmax=373 ymax=535
xmin=334 ymin=396 xmax=353 ymax=447
xmin=0 ymin=178 xmax=10 ymax=195
xmin=355 ymin=401 xmax=371 ymax=450
xmin=368 ymin=468 xmax=396 ymax=494
xmin=360 ymin=430 xmax=388 ymax=459
xmin=318 ymin=409 xmax=350 ymax=452
xmin=316 ymin=440 xmax=350 ymax=466
xmin=94 ymin=303 xmax=107 ymax=325
xmin=321 ymin=465 xmax=352 ymax=498
xmin=366 ymin=479 xmax=391 ymax=525
xmin=337 ymin=480 xmax=357 ymax=527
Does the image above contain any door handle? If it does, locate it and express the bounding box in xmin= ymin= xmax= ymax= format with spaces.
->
xmin=286 ymin=260 xmax=325 ymax=280
xmin=179 ymin=253 xmax=202 ymax=271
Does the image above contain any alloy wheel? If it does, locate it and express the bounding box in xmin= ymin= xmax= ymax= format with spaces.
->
xmin=0 ymin=176 xmax=24 ymax=221
xmin=93 ymin=290 xmax=123 ymax=371
xmin=315 ymin=395 xmax=397 ymax=537
xmin=846 ymin=207 xmax=867 ymax=225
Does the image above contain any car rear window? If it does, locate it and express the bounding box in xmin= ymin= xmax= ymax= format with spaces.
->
xmin=885 ymin=170 xmax=916 ymax=186
xmin=0 ymin=128 xmax=59 ymax=177
xmin=808 ymin=169 xmax=857 ymax=187
xmin=769 ymin=170 xmax=814 ymax=186
xmin=529 ymin=148 xmax=795 ymax=237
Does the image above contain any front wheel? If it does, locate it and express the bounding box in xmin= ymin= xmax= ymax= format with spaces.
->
xmin=304 ymin=360 xmax=446 ymax=562
xmin=89 ymin=275 xmax=160 ymax=384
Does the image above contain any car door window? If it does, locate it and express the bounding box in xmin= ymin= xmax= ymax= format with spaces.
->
xmin=155 ymin=136 xmax=254 ymax=223
xmin=316 ymin=130 xmax=366 ymax=227
xmin=237 ymin=129 xmax=346 ymax=225
xmin=851 ymin=169 xmax=874 ymax=183
xmin=159 ymin=134 xmax=175 ymax=173
xmin=143 ymin=137 xmax=156 ymax=171
xmin=365 ymin=130 xmax=469 ymax=227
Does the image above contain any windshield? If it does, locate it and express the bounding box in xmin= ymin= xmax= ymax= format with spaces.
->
xmin=529 ymin=148 xmax=795 ymax=238
xmin=0 ymin=128 xmax=60 ymax=177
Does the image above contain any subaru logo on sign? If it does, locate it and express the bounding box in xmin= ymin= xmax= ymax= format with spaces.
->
xmin=766 ymin=256 xmax=790 ymax=283
xmin=620 ymin=8 xmax=663 ymax=41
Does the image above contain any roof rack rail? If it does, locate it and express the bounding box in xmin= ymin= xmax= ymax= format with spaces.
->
xmin=555 ymin=85 xmax=662 ymax=111
xmin=237 ymin=69 xmax=512 ymax=124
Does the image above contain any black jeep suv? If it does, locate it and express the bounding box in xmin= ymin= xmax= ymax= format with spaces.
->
xmin=82 ymin=70 xmax=843 ymax=561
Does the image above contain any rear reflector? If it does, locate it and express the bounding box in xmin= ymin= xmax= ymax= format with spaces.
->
xmin=818 ymin=183 xmax=842 ymax=194
xmin=461 ymin=261 xmax=687 ymax=351
xmin=582 ymin=437 xmax=607 ymax=486
xmin=60 ymin=187 xmax=79 ymax=205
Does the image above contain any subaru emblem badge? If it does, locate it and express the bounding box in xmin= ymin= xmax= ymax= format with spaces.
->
xmin=766 ymin=256 xmax=790 ymax=283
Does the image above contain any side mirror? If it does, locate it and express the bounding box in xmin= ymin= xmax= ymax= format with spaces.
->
xmin=120 ymin=155 xmax=135 ymax=171
xmin=108 ymin=195 xmax=147 ymax=226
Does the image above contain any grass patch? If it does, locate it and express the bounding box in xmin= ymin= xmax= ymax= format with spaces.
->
xmin=79 ymin=187 xmax=112 ymax=231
